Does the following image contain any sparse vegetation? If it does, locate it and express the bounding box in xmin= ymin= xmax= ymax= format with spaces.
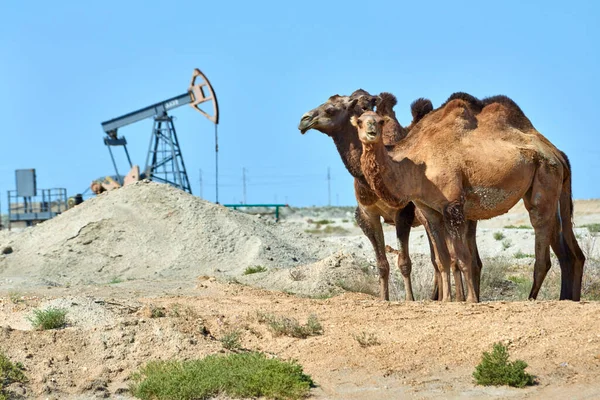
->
xmin=220 ymin=329 xmax=242 ymax=351
xmin=305 ymin=225 xmax=349 ymax=235
xmin=353 ymin=331 xmax=380 ymax=347
xmin=109 ymin=276 xmax=124 ymax=284
xmin=27 ymin=307 xmax=68 ymax=330
xmin=150 ymin=306 xmax=166 ymax=318
xmin=504 ymin=225 xmax=533 ymax=229
xmin=514 ymin=250 xmax=534 ymax=259
xmin=8 ymin=291 xmax=24 ymax=304
xmin=244 ymin=265 xmax=267 ymax=275
xmin=313 ymin=219 xmax=332 ymax=225
xmin=493 ymin=232 xmax=505 ymax=241
xmin=502 ymin=239 xmax=513 ymax=250
xmin=0 ymin=352 xmax=28 ymax=400
xmin=130 ymin=352 xmax=314 ymax=400
xmin=583 ymin=223 xmax=600 ymax=233
xmin=473 ymin=343 xmax=535 ymax=388
xmin=479 ymin=257 xmax=512 ymax=301
xmin=258 ymin=313 xmax=323 ymax=338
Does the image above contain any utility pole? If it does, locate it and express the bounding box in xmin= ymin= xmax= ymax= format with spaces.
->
xmin=242 ymin=167 xmax=247 ymax=204
xmin=199 ymin=169 xmax=203 ymax=199
xmin=327 ymin=167 xmax=331 ymax=206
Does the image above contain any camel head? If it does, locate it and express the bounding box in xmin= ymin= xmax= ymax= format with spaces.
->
xmin=298 ymin=91 xmax=377 ymax=136
xmin=350 ymin=111 xmax=385 ymax=144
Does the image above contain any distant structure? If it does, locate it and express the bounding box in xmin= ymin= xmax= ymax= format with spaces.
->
xmin=6 ymin=169 xmax=68 ymax=230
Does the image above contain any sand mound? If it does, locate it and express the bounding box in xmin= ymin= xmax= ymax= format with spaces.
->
xmin=0 ymin=181 xmax=335 ymax=288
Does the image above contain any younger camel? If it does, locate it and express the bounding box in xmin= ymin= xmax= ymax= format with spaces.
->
xmin=352 ymin=97 xmax=584 ymax=302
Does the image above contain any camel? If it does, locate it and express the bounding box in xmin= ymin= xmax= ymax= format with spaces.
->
xmin=298 ymin=91 xmax=479 ymax=301
xmin=352 ymin=94 xmax=585 ymax=303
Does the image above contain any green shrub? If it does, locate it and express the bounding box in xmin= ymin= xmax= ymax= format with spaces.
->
xmin=0 ymin=352 xmax=27 ymax=400
xmin=493 ymin=232 xmax=505 ymax=241
xmin=220 ymin=329 xmax=242 ymax=351
xmin=583 ymin=223 xmax=600 ymax=233
xmin=244 ymin=265 xmax=267 ymax=275
xmin=353 ymin=331 xmax=380 ymax=347
xmin=473 ymin=343 xmax=535 ymax=388
xmin=27 ymin=307 xmax=68 ymax=330
xmin=130 ymin=352 xmax=313 ymax=400
xmin=514 ymin=250 xmax=534 ymax=259
xmin=258 ymin=313 xmax=323 ymax=338
xmin=502 ymin=239 xmax=513 ymax=250
xmin=504 ymin=225 xmax=533 ymax=229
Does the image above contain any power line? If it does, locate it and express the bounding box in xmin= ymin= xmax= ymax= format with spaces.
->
xmin=327 ymin=167 xmax=331 ymax=206
xmin=199 ymin=168 xmax=203 ymax=199
xmin=242 ymin=167 xmax=247 ymax=204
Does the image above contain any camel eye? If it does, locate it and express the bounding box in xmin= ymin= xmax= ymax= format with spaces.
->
xmin=324 ymin=107 xmax=336 ymax=115
xmin=357 ymin=119 xmax=363 ymax=127
xmin=378 ymin=119 xmax=385 ymax=126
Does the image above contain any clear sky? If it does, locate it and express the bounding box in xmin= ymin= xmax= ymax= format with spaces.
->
xmin=1 ymin=1 xmax=598 ymax=209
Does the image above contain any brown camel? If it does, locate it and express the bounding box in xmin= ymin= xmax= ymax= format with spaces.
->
xmin=352 ymin=95 xmax=585 ymax=302
xmin=298 ymin=91 xmax=479 ymax=300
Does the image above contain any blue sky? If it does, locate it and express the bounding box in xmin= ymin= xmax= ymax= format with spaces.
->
xmin=1 ymin=1 xmax=598 ymax=209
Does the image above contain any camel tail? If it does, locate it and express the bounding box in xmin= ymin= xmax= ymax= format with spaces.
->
xmin=557 ymin=149 xmax=585 ymax=300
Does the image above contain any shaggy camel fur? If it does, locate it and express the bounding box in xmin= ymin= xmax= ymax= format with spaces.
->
xmin=298 ymin=91 xmax=479 ymax=300
xmin=352 ymin=95 xmax=585 ymax=303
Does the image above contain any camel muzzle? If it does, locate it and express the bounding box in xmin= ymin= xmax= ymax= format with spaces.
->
xmin=298 ymin=114 xmax=315 ymax=134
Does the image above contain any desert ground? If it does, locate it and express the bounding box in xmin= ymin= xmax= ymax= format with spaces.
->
xmin=1 ymin=181 xmax=599 ymax=399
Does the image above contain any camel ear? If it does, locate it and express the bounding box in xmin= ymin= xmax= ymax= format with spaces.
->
xmin=350 ymin=115 xmax=359 ymax=128
xmin=375 ymin=96 xmax=383 ymax=109
xmin=347 ymin=98 xmax=358 ymax=110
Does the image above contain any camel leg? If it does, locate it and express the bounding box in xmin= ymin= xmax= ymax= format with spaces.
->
xmin=467 ymin=220 xmax=482 ymax=299
xmin=443 ymin=201 xmax=478 ymax=303
xmin=355 ymin=206 xmax=390 ymax=301
xmin=523 ymin=167 xmax=562 ymax=300
xmin=427 ymin=235 xmax=442 ymax=301
xmin=419 ymin=206 xmax=452 ymax=301
xmin=557 ymin=179 xmax=586 ymax=300
xmin=416 ymin=207 xmax=442 ymax=301
xmin=451 ymin=259 xmax=465 ymax=302
xmin=394 ymin=203 xmax=416 ymax=301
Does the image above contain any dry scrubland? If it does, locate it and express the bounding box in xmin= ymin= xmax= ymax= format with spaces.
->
xmin=1 ymin=181 xmax=599 ymax=399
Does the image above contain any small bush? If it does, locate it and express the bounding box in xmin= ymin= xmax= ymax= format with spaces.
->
xmin=244 ymin=265 xmax=267 ymax=275
xmin=473 ymin=343 xmax=535 ymax=388
xmin=130 ymin=352 xmax=313 ymax=400
xmin=504 ymin=225 xmax=533 ymax=229
xmin=258 ymin=313 xmax=323 ymax=338
xmin=514 ymin=250 xmax=534 ymax=259
xmin=493 ymin=232 xmax=505 ymax=241
xmin=8 ymin=292 xmax=24 ymax=304
xmin=27 ymin=307 xmax=68 ymax=330
xmin=150 ymin=306 xmax=166 ymax=318
xmin=502 ymin=239 xmax=513 ymax=250
xmin=353 ymin=331 xmax=380 ymax=347
xmin=313 ymin=219 xmax=332 ymax=225
xmin=1 ymin=352 xmax=28 ymax=399
xmin=583 ymin=223 xmax=600 ymax=233
xmin=220 ymin=329 xmax=242 ymax=351
xmin=109 ymin=276 xmax=124 ymax=284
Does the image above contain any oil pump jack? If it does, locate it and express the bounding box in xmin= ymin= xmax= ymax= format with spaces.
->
xmin=95 ymin=68 xmax=219 ymax=195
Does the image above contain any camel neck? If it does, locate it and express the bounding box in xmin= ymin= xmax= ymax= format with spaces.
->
xmin=360 ymin=141 xmax=412 ymax=208
xmin=330 ymin=121 xmax=365 ymax=181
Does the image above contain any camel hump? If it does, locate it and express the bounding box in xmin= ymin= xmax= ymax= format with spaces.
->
xmin=441 ymin=98 xmax=475 ymax=120
xmin=442 ymin=92 xmax=484 ymax=112
xmin=410 ymin=98 xmax=433 ymax=124
xmin=481 ymin=95 xmax=534 ymax=130
xmin=376 ymin=92 xmax=398 ymax=115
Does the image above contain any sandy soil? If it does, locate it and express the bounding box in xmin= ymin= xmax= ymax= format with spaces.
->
xmin=0 ymin=181 xmax=599 ymax=399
